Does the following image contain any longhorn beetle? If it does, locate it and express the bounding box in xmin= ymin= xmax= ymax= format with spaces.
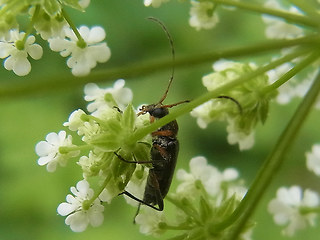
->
xmin=114 ymin=18 xmax=242 ymax=217
xmin=114 ymin=17 xmax=189 ymax=215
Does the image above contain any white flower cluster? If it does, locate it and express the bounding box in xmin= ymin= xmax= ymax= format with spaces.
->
xmin=189 ymin=1 xmax=219 ymax=30
xmin=268 ymin=144 xmax=320 ymax=236
xmin=268 ymin=186 xmax=319 ymax=236
xmin=0 ymin=1 xmax=110 ymax=76
xmin=49 ymin=26 xmax=111 ymax=76
xmin=190 ymin=59 xmax=274 ymax=150
xmin=143 ymin=0 xmax=226 ymax=30
xmin=35 ymin=79 xmax=152 ymax=232
xmin=57 ymin=179 xmax=105 ymax=232
xmin=134 ymin=156 xmax=251 ymax=239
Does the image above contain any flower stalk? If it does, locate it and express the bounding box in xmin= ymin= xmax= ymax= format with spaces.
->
xmin=210 ymin=0 xmax=319 ymax=28
xmin=1 ymin=35 xmax=319 ymax=99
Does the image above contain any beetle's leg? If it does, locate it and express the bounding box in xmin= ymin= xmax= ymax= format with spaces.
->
xmin=114 ymin=152 xmax=153 ymax=164
xmin=118 ymin=191 xmax=162 ymax=211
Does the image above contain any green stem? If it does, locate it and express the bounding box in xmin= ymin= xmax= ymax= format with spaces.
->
xmin=288 ymin=0 xmax=320 ymax=21
xmin=21 ymin=5 xmax=40 ymax=43
xmin=61 ymin=8 xmax=86 ymax=45
xmin=210 ymin=0 xmax=319 ymax=28
xmin=1 ymin=35 xmax=318 ymax=99
xmin=86 ymin=174 xmax=112 ymax=207
xmin=300 ymin=206 xmax=320 ymax=215
xmin=59 ymin=144 xmax=93 ymax=154
xmin=224 ymin=71 xmax=320 ymax=240
xmin=262 ymin=51 xmax=320 ymax=94
xmin=128 ymin=47 xmax=311 ymax=143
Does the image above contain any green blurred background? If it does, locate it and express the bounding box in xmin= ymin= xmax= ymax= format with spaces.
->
xmin=1 ymin=0 xmax=319 ymax=239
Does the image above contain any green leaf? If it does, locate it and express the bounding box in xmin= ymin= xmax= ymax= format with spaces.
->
xmin=42 ymin=0 xmax=61 ymax=17
xmin=199 ymin=196 xmax=213 ymax=223
xmin=105 ymin=118 xmax=122 ymax=135
xmin=61 ymin=0 xmax=83 ymax=11
xmin=216 ymin=195 xmax=238 ymax=218
xmin=90 ymin=133 xmax=120 ymax=152
xmin=122 ymin=104 xmax=136 ymax=130
xmin=258 ymin=100 xmax=269 ymax=124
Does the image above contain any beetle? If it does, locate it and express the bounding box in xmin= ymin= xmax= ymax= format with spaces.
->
xmin=114 ymin=17 xmax=189 ymax=214
xmin=114 ymin=18 xmax=242 ymax=216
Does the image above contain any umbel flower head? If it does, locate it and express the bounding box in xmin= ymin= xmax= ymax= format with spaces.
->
xmin=191 ymin=60 xmax=276 ymax=150
xmin=36 ymin=79 xmax=151 ymax=231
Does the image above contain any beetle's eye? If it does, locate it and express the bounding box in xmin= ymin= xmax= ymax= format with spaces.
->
xmin=139 ymin=105 xmax=145 ymax=111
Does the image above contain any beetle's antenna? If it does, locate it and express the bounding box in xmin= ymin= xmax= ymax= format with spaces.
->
xmin=147 ymin=17 xmax=175 ymax=104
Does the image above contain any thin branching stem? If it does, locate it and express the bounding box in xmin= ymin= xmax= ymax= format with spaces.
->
xmin=226 ymin=69 xmax=320 ymax=240
xmin=1 ymin=35 xmax=318 ymax=100
xmin=210 ymin=0 xmax=319 ymax=28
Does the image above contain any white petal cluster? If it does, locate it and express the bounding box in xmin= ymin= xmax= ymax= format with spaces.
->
xmin=176 ymin=156 xmax=244 ymax=200
xmin=267 ymin=56 xmax=319 ymax=106
xmin=189 ymin=1 xmax=219 ymax=30
xmin=135 ymin=206 xmax=166 ymax=236
xmin=123 ymin=165 xmax=149 ymax=207
xmin=306 ymin=144 xmax=320 ymax=176
xmin=268 ymin=186 xmax=319 ymax=236
xmin=78 ymin=0 xmax=91 ymax=8
xmin=144 ymin=0 xmax=170 ymax=7
xmin=191 ymin=60 xmax=271 ymax=150
xmin=262 ymin=0 xmax=304 ymax=39
xmin=84 ymin=79 xmax=133 ymax=114
xmin=35 ymin=131 xmax=80 ymax=172
xmin=0 ymin=30 xmax=43 ymax=76
xmin=57 ymin=180 xmax=104 ymax=232
xmin=49 ymin=25 xmax=111 ymax=76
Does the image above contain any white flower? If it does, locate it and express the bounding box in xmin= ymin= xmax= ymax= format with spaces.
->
xmin=306 ymin=144 xmax=320 ymax=176
xmin=63 ymin=109 xmax=86 ymax=131
xmin=0 ymin=30 xmax=43 ymax=76
xmin=78 ymin=150 xmax=104 ymax=178
xmin=84 ymin=79 xmax=133 ymax=113
xmin=176 ymin=156 xmax=224 ymax=197
xmin=79 ymin=0 xmax=90 ymax=8
xmin=226 ymin=118 xmax=255 ymax=151
xmin=189 ymin=1 xmax=219 ymax=30
xmin=144 ymin=0 xmax=169 ymax=7
xmin=35 ymin=131 xmax=80 ymax=172
xmin=49 ymin=25 xmax=111 ymax=76
xmin=135 ymin=206 xmax=166 ymax=236
xmin=57 ymin=180 xmax=104 ymax=232
xmin=190 ymin=100 xmax=229 ymax=128
xmin=262 ymin=0 xmax=304 ymax=39
xmin=123 ymin=165 xmax=149 ymax=207
xmin=99 ymin=188 xmax=117 ymax=204
xmin=78 ymin=121 xmax=101 ymax=142
xmin=191 ymin=60 xmax=270 ymax=150
xmin=268 ymin=186 xmax=319 ymax=236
